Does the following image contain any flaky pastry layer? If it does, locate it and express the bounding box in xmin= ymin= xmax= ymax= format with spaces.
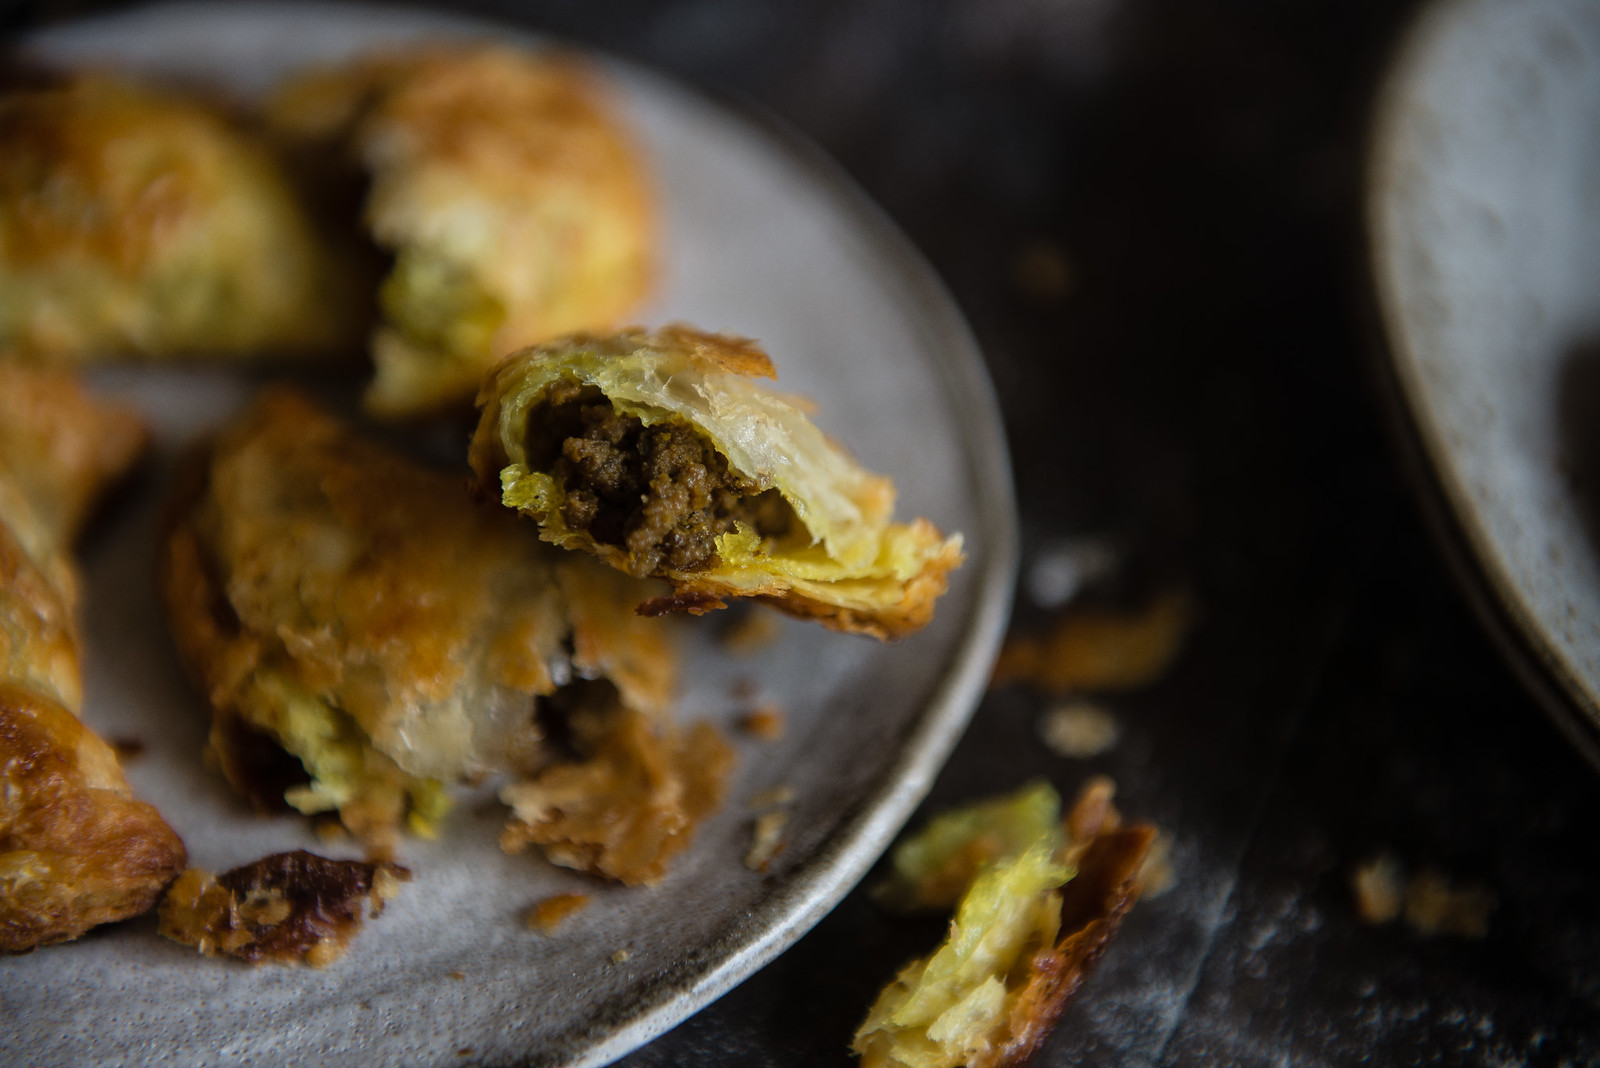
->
xmin=471 ymin=326 xmax=964 ymax=639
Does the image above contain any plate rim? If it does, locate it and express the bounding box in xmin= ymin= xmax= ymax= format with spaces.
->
xmin=1363 ymin=0 xmax=1600 ymax=770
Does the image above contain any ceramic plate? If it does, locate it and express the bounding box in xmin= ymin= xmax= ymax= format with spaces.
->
xmin=1368 ymin=0 xmax=1600 ymax=765
xmin=1 ymin=4 xmax=1016 ymax=1064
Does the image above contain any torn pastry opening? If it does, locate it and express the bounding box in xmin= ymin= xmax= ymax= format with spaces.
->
xmin=526 ymin=378 xmax=801 ymax=577
xmin=472 ymin=327 xmax=966 ymax=639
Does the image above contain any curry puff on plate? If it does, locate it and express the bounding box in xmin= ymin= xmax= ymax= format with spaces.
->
xmin=0 ymin=74 xmax=363 ymax=363
xmin=268 ymin=46 xmax=655 ymax=419
xmin=1 ymin=365 xmax=186 ymax=953
xmin=470 ymin=326 xmax=965 ymax=640
xmin=160 ymin=390 xmax=730 ymax=883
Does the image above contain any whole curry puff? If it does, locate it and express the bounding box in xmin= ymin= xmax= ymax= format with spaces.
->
xmin=470 ymin=325 xmax=965 ymax=640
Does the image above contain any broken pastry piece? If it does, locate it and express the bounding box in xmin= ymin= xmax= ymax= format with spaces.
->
xmin=501 ymin=700 xmax=731 ymax=886
xmin=1 ymin=365 xmax=186 ymax=952
xmin=470 ymin=326 xmax=965 ymax=640
xmin=159 ymin=850 xmax=407 ymax=966
xmin=853 ymin=780 xmax=1154 ymax=1068
xmin=268 ymin=46 xmax=655 ymax=418
xmin=160 ymin=389 xmax=729 ymax=880
xmin=0 ymin=74 xmax=364 ymax=363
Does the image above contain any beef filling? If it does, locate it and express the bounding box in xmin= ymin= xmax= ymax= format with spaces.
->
xmin=529 ymin=380 xmax=796 ymax=576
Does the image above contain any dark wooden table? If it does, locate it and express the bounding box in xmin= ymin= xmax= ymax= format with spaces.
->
xmin=10 ymin=0 xmax=1598 ymax=1063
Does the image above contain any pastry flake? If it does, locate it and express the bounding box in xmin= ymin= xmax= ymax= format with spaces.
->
xmin=470 ymin=326 xmax=965 ymax=639
xmin=0 ymin=74 xmax=365 ymax=363
xmin=268 ymin=46 xmax=655 ymax=418
xmin=853 ymin=780 xmax=1154 ymax=1068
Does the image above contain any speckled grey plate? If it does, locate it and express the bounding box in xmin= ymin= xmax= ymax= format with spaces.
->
xmin=1368 ymin=0 xmax=1600 ymax=765
xmin=0 ymin=4 xmax=1016 ymax=1064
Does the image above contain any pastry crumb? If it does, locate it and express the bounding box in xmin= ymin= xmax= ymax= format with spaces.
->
xmin=1352 ymin=854 xmax=1404 ymax=924
xmin=1038 ymin=700 xmax=1120 ymax=758
xmin=449 ymin=970 xmax=466 ymax=980
xmin=993 ymin=592 xmax=1192 ymax=694
xmin=745 ymin=810 xmax=789 ymax=872
xmin=1351 ymin=854 xmax=1493 ymax=938
xmin=1403 ymin=868 xmax=1495 ymax=939
xmin=1135 ymin=830 xmax=1176 ymax=900
xmin=158 ymin=851 xmax=410 ymax=966
xmin=524 ymin=892 xmax=593 ymax=934
xmin=739 ymin=704 xmax=786 ymax=741
xmin=747 ymin=784 xmax=796 ymax=810
xmin=611 ymin=948 xmax=632 ymax=963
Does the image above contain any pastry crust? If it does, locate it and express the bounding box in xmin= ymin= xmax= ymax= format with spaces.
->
xmin=1 ymin=365 xmax=185 ymax=953
xmin=0 ymin=74 xmax=364 ymax=363
xmin=1 ymin=685 xmax=187 ymax=952
xmin=268 ymin=46 xmax=655 ymax=418
xmin=470 ymin=326 xmax=965 ymax=639
xmin=159 ymin=389 xmax=685 ymax=854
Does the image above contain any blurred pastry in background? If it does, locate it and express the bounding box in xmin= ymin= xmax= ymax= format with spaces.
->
xmin=0 ymin=364 xmax=186 ymax=952
xmin=0 ymin=74 xmax=367 ymax=364
xmin=268 ymin=46 xmax=656 ymax=419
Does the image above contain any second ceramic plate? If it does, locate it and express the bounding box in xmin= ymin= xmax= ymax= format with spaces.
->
xmin=1368 ymin=0 xmax=1600 ymax=765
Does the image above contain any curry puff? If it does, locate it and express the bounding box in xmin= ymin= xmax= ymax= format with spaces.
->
xmin=1 ymin=365 xmax=186 ymax=953
xmin=470 ymin=326 xmax=965 ymax=640
xmin=0 ymin=75 xmax=362 ymax=363
xmin=160 ymin=390 xmax=730 ymax=882
xmin=268 ymin=46 xmax=655 ymax=418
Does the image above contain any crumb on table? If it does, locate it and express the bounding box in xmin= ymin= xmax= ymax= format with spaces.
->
xmin=1038 ymin=700 xmax=1121 ymax=758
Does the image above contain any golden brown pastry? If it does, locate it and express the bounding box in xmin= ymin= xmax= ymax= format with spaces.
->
xmin=161 ymin=389 xmax=728 ymax=879
xmin=470 ymin=326 xmax=965 ymax=640
xmin=0 ymin=74 xmax=365 ymax=363
xmin=268 ymin=46 xmax=655 ymax=418
xmin=1 ymin=364 xmax=186 ymax=953
xmin=159 ymin=850 xmax=408 ymax=967
xmin=853 ymin=780 xmax=1154 ymax=1068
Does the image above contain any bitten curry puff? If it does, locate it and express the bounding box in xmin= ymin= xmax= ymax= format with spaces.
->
xmin=0 ymin=74 xmax=363 ymax=363
xmin=470 ymin=326 xmax=965 ymax=640
xmin=268 ymin=46 xmax=655 ymax=418
xmin=1 ymin=365 xmax=186 ymax=953
xmin=160 ymin=390 xmax=729 ymax=882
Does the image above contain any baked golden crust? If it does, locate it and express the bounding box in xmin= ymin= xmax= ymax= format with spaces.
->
xmin=269 ymin=46 xmax=655 ymax=418
xmin=0 ymin=366 xmax=185 ymax=953
xmin=159 ymin=389 xmax=687 ymax=855
xmin=470 ymin=326 xmax=965 ymax=639
xmin=1 ymin=685 xmax=187 ymax=953
xmin=0 ymin=75 xmax=365 ymax=363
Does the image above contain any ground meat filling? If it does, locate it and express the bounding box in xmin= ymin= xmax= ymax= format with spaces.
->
xmin=529 ymin=380 xmax=796 ymax=576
